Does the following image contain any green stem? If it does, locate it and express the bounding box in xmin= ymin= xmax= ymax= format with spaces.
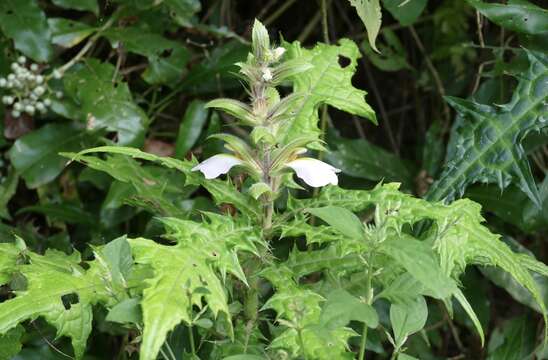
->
xmin=188 ymin=325 xmax=196 ymax=356
xmin=359 ymin=251 xmax=375 ymax=360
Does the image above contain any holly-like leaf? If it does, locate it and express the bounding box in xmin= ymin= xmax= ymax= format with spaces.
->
xmin=133 ymin=214 xmax=259 ymax=360
xmin=281 ymin=39 xmax=376 ymax=145
xmin=428 ymin=50 xmax=548 ymax=207
xmin=63 ymin=59 xmax=148 ymax=146
xmin=0 ymin=242 xmax=114 ymax=359
xmin=8 ymin=123 xmax=95 ymax=188
xmin=466 ymin=0 xmax=548 ymax=35
xmin=0 ymin=0 xmax=53 ymax=61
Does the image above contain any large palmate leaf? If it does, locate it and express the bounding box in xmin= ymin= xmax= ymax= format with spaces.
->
xmin=64 ymin=146 xmax=262 ymax=219
xmin=63 ymin=60 xmax=148 ymax=146
xmin=0 ymin=0 xmax=53 ymax=61
xmin=286 ymin=183 xmax=548 ymax=343
xmin=281 ymin=39 xmax=376 ymax=145
xmin=427 ymin=50 xmax=548 ymax=206
xmin=133 ymin=213 xmax=260 ymax=360
xmin=0 ymin=242 xmax=117 ymax=359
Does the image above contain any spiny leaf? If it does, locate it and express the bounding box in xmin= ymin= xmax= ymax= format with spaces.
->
xmin=427 ymin=50 xmax=548 ymax=207
xmin=0 ymin=243 xmax=115 ymax=359
xmin=133 ymin=214 xmax=260 ymax=360
xmin=63 ymin=146 xmax=261 ymax=219
xmin=281 ymin=39 xmax=376 ymax=146
xmin=289 ymin=183 xmax=547 ymax=343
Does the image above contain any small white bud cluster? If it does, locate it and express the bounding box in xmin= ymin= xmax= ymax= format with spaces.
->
xmin=0 ymin=56 xmax=62 ymax=118
xmin=260 ymin=47 xmax=285 ymax=83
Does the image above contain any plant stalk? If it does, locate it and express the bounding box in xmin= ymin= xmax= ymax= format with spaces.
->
xmin=359 ymin=251 xmax=375 ymax=360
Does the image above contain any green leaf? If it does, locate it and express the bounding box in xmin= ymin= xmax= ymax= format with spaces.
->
xmin=0 ymin=325 xmax=24 ymax=360
xmin=282 ymin=39 xmax=376 ymax=145
xmin=0 ymin=169 xmax=18 ymax=220
xmin=164 ymin=0 xmax=201 ymax=27
xmin=63 ymin=59 xmax=148 ymax=146
xmin=48 ymin=18 xmax=97 ymax=48
xmin=466 ymin=0 xmax=548 ymax=35
xmin=51 ymin=0 xmax=99 ymax=14
xmin=487 ymin=316 xmax=537 ymax=360
xmin=326 ymin=136 xmax=416 ymax=188
xmin=390 ymin=296 xmax=428 ymax=349
xmin=382 ymin=0 xmax=427 ymax=26
xmin=360 ymin=29 xmax=411 ymax=72
xmin=0 ymin=0 xmax=53 ymax=61
xmin=398 ymin=354 xmax=419 ymax=360
xmin=349 ymin=0 xmax=382 ymax=52
xmin=175 ymin=100 xmax=209 ymax=158
xmin=307 ymin=206 xmax=363 ymax=239
xmin=106 ymin=298 xmax=142 ymax=324
xmin=17 ymin=203 xmax=95 ymax=225
xmin=104 ymin=27 xmax=190 ymax=86
xmin=133 ymin=214 xmax=259 ymax=360
xmin=8 ymin=123 xmax=95 ymax=188
xmin=380 ymin=235 xmax=459 ymax=299
xmin=0 ymin=243 xmax=114 ymax=359
xmin=223 ymin=356 xmax=265 ymax=360
xmin=92 ymin=235 xmax=133 ymax=290
xmin=319 ymin=289 xmax=379 ymax=329
xmin=427 ymin=50 xmax=548 ymax=207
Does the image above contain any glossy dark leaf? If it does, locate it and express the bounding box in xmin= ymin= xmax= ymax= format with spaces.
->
xmin=175 ymin=100 xmax=208 ymax=158
xmin=0 ymin=0 xmax=53 ymax=61
xmin=382 ymin=0 xmax=427 ymax=26
xmin=51 ymin=0 xmax=99 ymax=14
xmin=8 ymin=123 xmax=95 ymax=188
xmin=48 ymin=18 xmax=97 ymax=48
xmin=63 ymin=60 xmax=148 ymax=146
xmin=467 ymin=0 xmax=548 ymax=35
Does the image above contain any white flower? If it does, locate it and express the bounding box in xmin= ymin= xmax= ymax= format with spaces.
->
xmin=286 ymin=158 xmax=341 ymax=187
xmin=272 ymin=47 xmax=286 ymax=60
xmin=192 ymin=154 xmax=243 ymax=179
xmin=262 ymin=67 xmax=272 ymax=81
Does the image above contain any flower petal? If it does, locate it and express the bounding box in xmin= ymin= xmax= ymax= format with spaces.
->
xmin=286 ymin=158 xmax=341 ymax=187
xmin=192 ymin=154 xmax=243 ymax=179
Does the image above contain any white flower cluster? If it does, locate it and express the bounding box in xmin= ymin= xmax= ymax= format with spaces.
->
xmin=0 ymin=56 xmax=62 ymax=118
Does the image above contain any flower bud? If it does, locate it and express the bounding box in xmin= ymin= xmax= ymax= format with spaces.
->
xmin=35 ymin=75 xmax=44 ymax=84
xmin=7 ymin=74 xmax=15 ymax=81
xmin=34 ymin=86 xmax=45 ymax=96
xmin=30 ymin=63 xmax=39 ymax=72
xmin=25 ymin=105 xmax=35 ymax=115
xmin=11 ymin=62 xmax=19 ymax=71
xmin=262 ymin=67 xmax=273 ymax=81
xmin=17 ymin=56 xmax=26 ymax=65
xmin=53 ymin=70 xmax=62 ymax=79
xmin=2 ymin=96 xmax=14 ymax=105
xmin=0 ymin=78 xmax=6 ymax=87
xmin=44 ymin=98 xmax=52 ymax=106
xmin=12 ymin=110 xmax=21 ymax=118
xmin=36 ymin=102 xmax=45 ymax=112
xmin=14 ymin=102 xmax=23 ymax=111
xmin=272 ymin=47 xmax=286 ymax=61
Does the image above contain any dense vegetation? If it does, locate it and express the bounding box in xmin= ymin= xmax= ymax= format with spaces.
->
xmin=0 ymin=0 xmax=547 ymax=359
